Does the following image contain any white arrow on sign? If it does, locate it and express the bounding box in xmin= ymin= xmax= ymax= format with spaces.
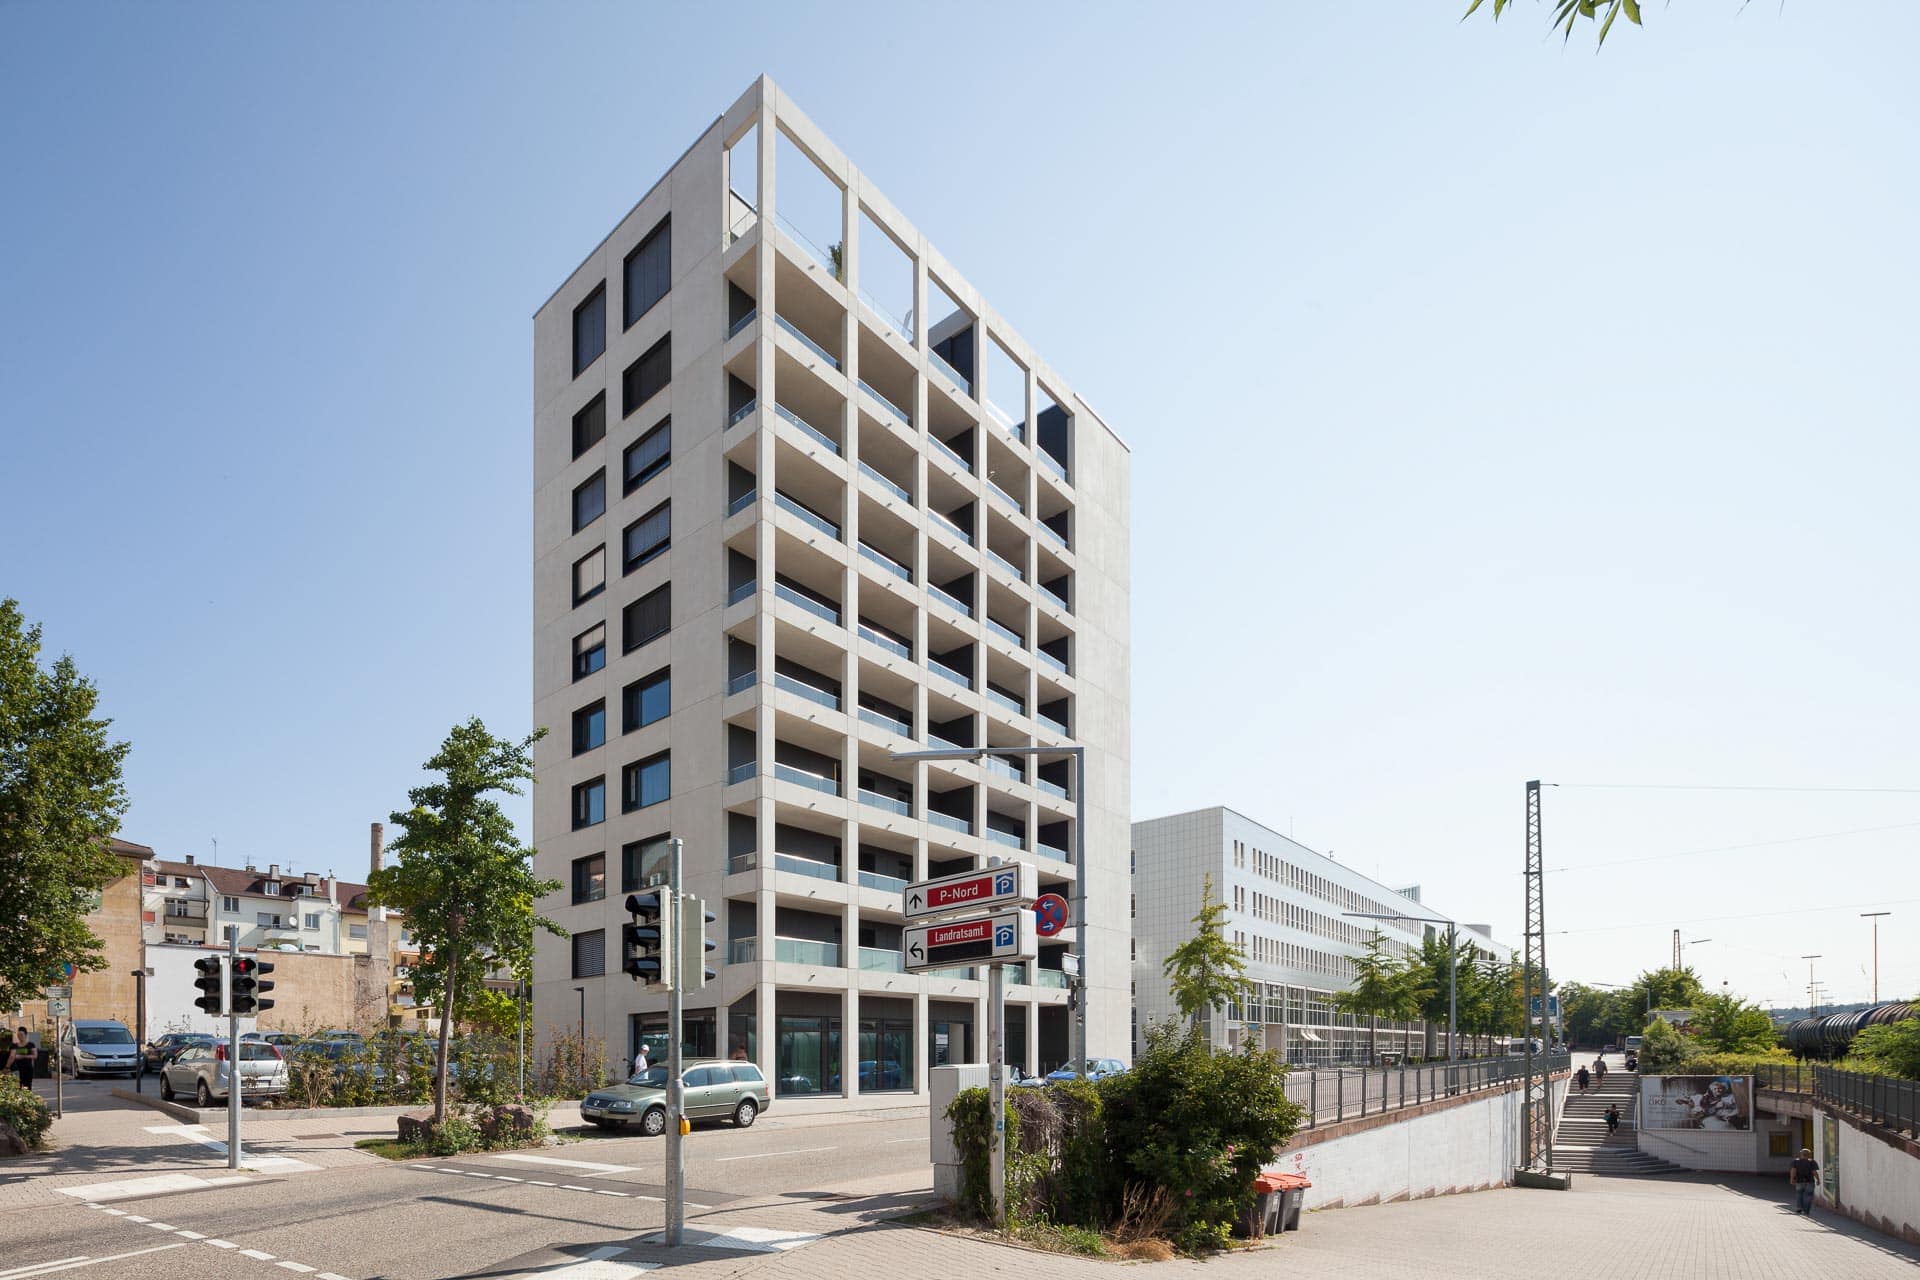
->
xmin=903 ymin=862 xmax=1037 ymax=921
xmin=904 ymin=909 xmax=1036 ymax=972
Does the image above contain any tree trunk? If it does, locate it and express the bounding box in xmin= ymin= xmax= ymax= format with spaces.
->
xmin=1368 ymin=1014 xmax=1378 ymax=1066
xmin=434 ymin=943 xmax=458 ymax=1126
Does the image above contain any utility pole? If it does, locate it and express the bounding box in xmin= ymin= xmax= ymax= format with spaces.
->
xmin=1862 ymin=913 xmax=1890 ymax=1003
xmin=1801 ymin=955 xmax=1822 ymax=1017
xmin=1518 ymin=780 xmax=1558 ymax=1183
xmin=665 ymin=836 xmax=686 ymax=1247
xmin=227 ymin=931 xmax=241 ymax=1170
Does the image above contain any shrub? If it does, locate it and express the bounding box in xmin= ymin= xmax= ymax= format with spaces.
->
xmin=1685 ymin=1049 xmax=1795 ymax=1076
xmin=1843 ymin=1017 xmax=1920 ymax=1080
xmin=0 ymin=1077 xmax=52 ymax=1151
xmin=1636 ymin=1018 xmax=1695 ymax=1073
xmin=537 ymin=1024 xmax=607 ymax=1099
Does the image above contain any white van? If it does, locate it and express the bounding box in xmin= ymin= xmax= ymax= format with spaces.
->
xmin=60 ymin=1019 xmax=140 ymax=1077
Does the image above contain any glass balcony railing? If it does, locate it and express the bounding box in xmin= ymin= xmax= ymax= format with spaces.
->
xmin=859 ymin=379 xmax=909 ymax=426
xmin=999 ymin=964 xmax=1028 ymax=984
xmin=985 ymin=616 xmax=1024 ymax=648
xmin=774 ymin=672 xmax=841 ymax=711
xmin=775 ymin=491 xmax=841 ymax=540
xmin=1037 ymin=842 xmax=1071 ymax=863
xmin=926 ymin=965 xmax=976 ymax=980
xmin=859 ymin=946 xmax=905 ymax=973
xmin=1037 ymin=712 xmax=1069 ymax=736
xmin=774 ymin=937 xmax=841 ymax=966
xmin=727 ymin=489 xmax=757 ymax=517
xmin=986 ymin=548 xmax=1025 ymax=582
xmin=774 ymin=853 xmax=840 ymax=881
xmin=775 ymin=762 xmax=840 ymax=795
xmin=929 ymin=509 xmax=973 ymax=546
xmin=928 ymin=583 xmax=973 ymax=618
xmin=729 ymin=399 xmax=758 ymax=426
xmin=1036 ymin=778 xmax=1069 ymax=802
xmin=988 ymin=479 xmax=1024 ymax=513
xmin=728 ymin=852 xmax=759 ymax=874
xmin=726 ymin=762 xmax=756 ymax=785
xmin=858 ymin=542 xmax=912 ymax=582
xmin=927 ymin=658 xmax=972 ymax=689
xmin=858 ymin=869 xmax=909 ymax=895
xmin=728 ymin=207 xmax=758 ymax=245
xmin=985 ymin=400 xmax=1025 ymax=441
xmin=859 ymin=788 xmax=913 ymax=816
xmin=857 ymin=705 xmax=911 ymax=736
xmin=930 ymin=351 xmax=971 ymax=395
xmin=926 ymin=732 xmax=965 ymax=752
xmin=1037 ymin=582 xmax=1070 ymax=612
xmin=859 ymin=290 xmax=912 ymax=343
xmin=727 ymin=580 xmax=757 ymax=607
xmin=858 ymin=460 xmax=911 ymax=504
xmin=774 ymin=403 xmax=842 ymax=456
xmin=983 ymin=755 xmax=1025 ymax=783
xmin=727 ymin=936 xmax=757 ymax=963
xmin=775 ymin=314 xmax=841 ymax=370
xmin=1039 ymin=451 xmax=1070 ymax=484
xmin=1038 ymin=649 xmax=1069 ymax=676
xmin=774 ymin=213 xmax=842 ymax=280
xmin=986 ymin=827 xmax=1024 ymax=851
xmin=727 ymin=309 xmax=757 ymax=340
xmin=986 ymin=686 xmax=1025 ymax=717
xmin=1038 ymin=522 xmax=1070 ymax=552
xmin=930 ymin=436 xmax=973 ymax=474
xmin=858 ymin=623 xmax=910 ymax=659
xmin=775 ymin=582 xmax=842 ymax=626
xmin=928 ymin=811 xmax=973 ymax=835
xmin=1035 ymin=969 xmax=1070 ymax=989
xmin=725 ymin=671 xmax=755 ymax=696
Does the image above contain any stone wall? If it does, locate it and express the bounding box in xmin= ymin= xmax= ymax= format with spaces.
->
xmin=19 ymin=857 xmax=147 ymax=1039
xmin=143 ymin=943 xmax=384 ymax=1037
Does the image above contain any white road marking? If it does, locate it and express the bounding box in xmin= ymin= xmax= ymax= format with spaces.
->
xmin=591 ymin=1189 xmax=626 ymax=1197
xmin=141 ymin=1124 xmax=317 ymax=1173
xmin=491 ymin=1153 xmax=634 ymax=1175
xmin=176 ymin=1232 xmax=207 ymax=1241
xmin=100 ymin=1211 xmax=126 ymax=1217
xmin=0 ymin=1243 xmax=188 ymax=1277
xmin=60 ymin=1172 xmax=253 ymax=1203
xmin=517 ymin=1245 xmax=657 ymax=1279
xmin=144 ymin=1223 xmax=176 ymax=1231
xmin=206 ymin=1240 xmax=239 ymax=1249
xmin=494 ymin=1175 xmax=524 ymax=1182
xmin=122 ymin=1216 xmax=150 ymax=1224
xmin=638 ymin=1226 xmax=819 ymax=1254
xmin=884 ymin=1137 xmax=924 ymax=1144
xmin=241 ymin=1249 xmax=276 ymax=1260
xmin=530 ymin=1180 xmax=558 ymax=1186
xmin=319 ymin=1274 xmax=353 ymax=1280
xmin=0 ymin=1258 xmax=87 ymax=1279
xmin=713 ymin=1145 xmax=837 ymax=1162
xmin=275 ymin=1264 xmax=317 ymax=1274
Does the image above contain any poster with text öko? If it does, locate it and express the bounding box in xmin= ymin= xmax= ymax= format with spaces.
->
xmin=1639 ymin=1075 xmax=1752 ymax=1130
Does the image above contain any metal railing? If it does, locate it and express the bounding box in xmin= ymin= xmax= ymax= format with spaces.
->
xmin=1816 ymin=1065 xmax=1920 ymax=1138
xmin=773 ymin=403 xmax=841 ymax=456
xmin=1753 ymin=1062 xmax=1815 ymax=1094
xmin=859 ymin=379 xmax=910 ymax=426
xmin=775 ymin=313 xmax=841 ymax=370
xmin=1285 ymin=1051 xmax=1571 ymax=1129
xmin=859 ymin=460 xmax=911 ymax=503
xmin=930 ymin=351 xmax=971 ymax=394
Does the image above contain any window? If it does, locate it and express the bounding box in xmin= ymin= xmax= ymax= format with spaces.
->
xmin=223 ymin=924 xmax=238 ymax=942
xmin=572 ymin=699 xmax=606 ymax=754
xmin=729 ymin=1063 xmax=764 ymax=1084
xmin=622 ymin=583 xmax=670 ymax=652
xmin=572 ymin=778 xmax=606 ymax=829
xmin=264 ymin=881 xmax=281 ymax=895
xmin=257 ymin=912 xmax=282 ymax=928
xmin=621 ymin=833 xmax=670 ymax=892
xmin=303 ymin=912 xmax=320 ymax=930
xmin=572 ymin=853 xmax=607 ymax=904
xmin=174 ymin=875 xmax=189 ymax=888
xmin=572 ymin=623 xmax=606 ymax=680
xmin=572 ymin=469 xmax=606 ymax=532
xmin=623 ymin=217 xmax=670 ymax=328
xmin=221 ymin=896 xmax=239 ymax=913
xmin=572 ymin=545 xmax=606 ymax=604
xmin=622 ymin=752 xmax=670 ymax=812
xmin=623 ymin=501 xmax=670 ymax=572
xmin=572 ymin=284 xmax=605 ymax=376
xmin=572 ymin=393 xmax=606 ymax=459
xmin=622 ymin=668 xmax=669 ymax=733
xmin=623 ymin=418 xmax=670 ymax=494
xmin=572 ymin=929 xmax=606 ymax=978
xmin=622 ymin=336 xmax=671 ymax=416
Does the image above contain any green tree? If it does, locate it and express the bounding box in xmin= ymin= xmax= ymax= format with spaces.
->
xmin=1464 ymin=0 xmax=1647 ymax=48
xmin=1637 ymin=1015 xmax=1696 ymax=1072
xmin=1559 ymin=982 xmax=1617 ymax=1048
xmin=1410 ymin=933 xmax=1478 ymax=1057
xmin=1162 ymin=875 xmax=1248 ymax=1033
xmin=0 ymin=600 xmax=131 ymax=1011
xmin=1629 ymin=967 xmax=1705 ymax=1024
xmin=1845 ymin=1016 xmax=1920 ymax=1080
xmin=1690 ymin=991 xmax=1778 ymax=1054
xmin=1334 ymin=930 xmax=1422 ymax=1064
xmin=368 ymin=719 xmax=562 ymax=1124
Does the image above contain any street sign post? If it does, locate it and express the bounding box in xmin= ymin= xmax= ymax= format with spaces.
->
xmin=46 ymin=997 xmax=68 ymax=1019
xmin=904 ymin=910 xmax=1036 ymax=972
xmin=902 ymin=863 xmax=1036 ymax=921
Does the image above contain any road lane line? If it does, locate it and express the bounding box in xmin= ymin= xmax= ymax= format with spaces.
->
xmin=206 ymin=1240 xmax=239 ymax=1249
xmin=713 ymin=1146 xmax=837 ymax=1162
xmin=240 ymin=1248 xmax=275 ymax=1260
xmin=491 ymin=1153 xmax=635 ymax=1175
xmin=275 ymin=1264 xmax=317 ymax=1274
xmin=176 ymin=1232 xmax=207 ymax=1241
xmin=0 ymin=1243 xmax=189 ymax=1277
xmin=144 ymin=1223 xmax=176 ymax=1231
xmin=0 ymin=1259 xmax=87 ymax=1279
xmin=122 ymin=1216 xmax=150 ymax=1223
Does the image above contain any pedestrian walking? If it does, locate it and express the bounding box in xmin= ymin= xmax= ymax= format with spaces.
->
xmin=632 ymin=1043 xmax=650 ymax=1077
xmin=5 ymin=1026 xmax=34 ymax=1091
xmin=1604 ymin=1104 xmax=1620 ymax=1136
xmin=1576 ymin=1066 xmax=1590 ymax=1092
xmin=1789 ymin=1148 xmax=1820 ymax=1215
xmin=1594 ymin=1057 xmax=1608 ymax=1083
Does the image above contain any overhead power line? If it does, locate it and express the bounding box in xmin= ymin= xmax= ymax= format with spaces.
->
xmin=1554 ymin=896 xmax=1920 ymax=937
xmin=1549 ymin=821 xmax=1920 ymax=873
xmin=1555 ymin=783 xmax=1920 ymax=795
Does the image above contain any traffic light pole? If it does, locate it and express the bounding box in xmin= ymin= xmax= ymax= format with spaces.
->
xmin=665 ymin=836 xmax=685 ymax=1247
xmin=227 ymin=932 xmax=241 ymax=1170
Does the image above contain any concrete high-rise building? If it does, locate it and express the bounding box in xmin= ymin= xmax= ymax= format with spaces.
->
xmin=531 ymin=77 xmax=1130 ymax=1103
xmin=1132 ymin=807 xmax=1512 ymax=1066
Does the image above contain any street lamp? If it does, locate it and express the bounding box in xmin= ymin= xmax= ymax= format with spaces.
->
xmin=1343 ymin=912 xmax=1459 ymax=1062
xmin=893 ymin=744 xmax=1086 ymax=1080
xmin=1801 ymin=956 xmax=1822 ymax=1016
xmin=130 ymin=967 xmax=154 ymax=1093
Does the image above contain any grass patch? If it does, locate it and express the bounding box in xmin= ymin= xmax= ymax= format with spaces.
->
xmin=555 ymin=1124 xmax=631 ymax=1142
xmin=1015 ymin=1220 xmax=1109 ymax=1257
xmin=353 ymin=1138 xmax=416 ymax=1160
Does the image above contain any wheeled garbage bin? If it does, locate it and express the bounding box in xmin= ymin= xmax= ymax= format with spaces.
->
xmin=1266 ymin=1172 xmax=1311 ymax=1232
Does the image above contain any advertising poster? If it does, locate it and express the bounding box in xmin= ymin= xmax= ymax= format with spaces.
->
xmin=1822 ymin=1112 xmax=1839 ymax=1198
xmin=1639 ymin=1075 xmax=1752 ymax=1130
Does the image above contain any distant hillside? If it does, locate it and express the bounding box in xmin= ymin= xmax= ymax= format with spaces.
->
xmin=1768 ymin=1001 xmax=1878 ymax=1022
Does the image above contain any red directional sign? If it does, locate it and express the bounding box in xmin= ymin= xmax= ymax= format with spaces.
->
xmin=903 ymin=863 xmax=1038 ymax=921
xmin=1033 ymin=893 xmax=1069 ymax=938
xmin=904 ymin=910 xmax=1037 ymax=972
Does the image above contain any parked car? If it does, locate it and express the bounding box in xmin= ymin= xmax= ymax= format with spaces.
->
xmin=1008 ymin=1065 xmax=1047 ymax=1088
xmin=143 ymin=1032 xmax=215 ymax=1073
xmin=581 ymin=1059 xmax=770 ymax=1135
xmin=160 ymin=1041 xmax=288 ymax=1106
xmin=1043 ymin=1058 xmax=1127 ymax=1084
xmin=288 ymin=1037 xmax=389 ymax=1092
xmin=60 ymin=1020 xmax=140 ymax=1078
xmin=240 ymin=1031 xmax=303 ymax=1049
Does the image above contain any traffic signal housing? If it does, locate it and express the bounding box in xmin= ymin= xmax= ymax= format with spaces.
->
xmin=229 ymin=957 xmax=276 ymax=1016
xmin=623 ymin=891 xmax=673 ymax=986
xmin=193 ymin=955 xmax=226 ymax=1017
xmin=681 ymin=896 xmax=717 ymax=992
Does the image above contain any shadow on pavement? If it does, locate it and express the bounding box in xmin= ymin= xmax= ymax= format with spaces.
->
xmin=1618 ymin=1170 xmax=1920 ymax=1267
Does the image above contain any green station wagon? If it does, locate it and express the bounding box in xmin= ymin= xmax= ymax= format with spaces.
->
xmin=581 ymin=1059 xmax=770 ymax=1135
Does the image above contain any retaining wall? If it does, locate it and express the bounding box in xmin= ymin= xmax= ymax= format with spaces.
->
xmin=1814 ymin=1099 xmax=1920 ymax=1245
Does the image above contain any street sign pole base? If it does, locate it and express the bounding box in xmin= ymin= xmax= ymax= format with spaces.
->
xmin=1513 ymin=1168 xmax=1571 ymax=1190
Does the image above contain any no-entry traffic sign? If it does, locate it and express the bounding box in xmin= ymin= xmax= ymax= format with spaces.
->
xmin=903 ymin=863 xmax=1037 ymax=921
xmin=904 ymin=910 xmax=1037 ymax=972
xmin=1032 ymin=893 xmax=1069 ymax=938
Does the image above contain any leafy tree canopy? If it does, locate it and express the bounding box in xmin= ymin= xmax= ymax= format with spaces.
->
xmin=1465 ymin=0 xmax=1647 ymax=48
xmin=1690 ymin=990 xmax=1778 ymax=1054
xmin=0 ymin=600 xmax=130 ymax=1010
xmin=1162 ymin=874 xmax=1247 ymax=1028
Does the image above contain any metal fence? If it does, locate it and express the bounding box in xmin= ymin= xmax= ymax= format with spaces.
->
xmin=1816 ymin=1065 xmax=1920 ymax=1139
xmin=1752 ymin=1062 xmax=1814 ymax=1094
xmin=1284 ymin=1052 xmax=1571 ymax=1128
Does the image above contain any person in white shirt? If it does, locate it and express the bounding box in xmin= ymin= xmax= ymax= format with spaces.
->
xmin=632 ymin=1044 xmax=650 ymax=1077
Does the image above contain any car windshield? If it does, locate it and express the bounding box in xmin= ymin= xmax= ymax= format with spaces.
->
xmin=239 ymin=1044 xmax=280 ymax=1061
xmin=628 ymin=1066 xmax=669 ymax=1088
xmin=77 ymin=1027 xmax=133 ymax=1045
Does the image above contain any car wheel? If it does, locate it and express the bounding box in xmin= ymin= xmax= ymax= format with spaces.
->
xmin=640 ymin=1107 xmax=667 ymax=1137
xmin=733 ymin=1098 xmax=758 ymax=1128
xmin=160 ymin=1075 xmax=175 ymax=1102
xmin=196 ymin=1080 xmax=213 ymax=1108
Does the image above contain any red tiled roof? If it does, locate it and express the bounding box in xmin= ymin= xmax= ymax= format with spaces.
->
xmin=150 ymin=858 xmax=376 ymax=915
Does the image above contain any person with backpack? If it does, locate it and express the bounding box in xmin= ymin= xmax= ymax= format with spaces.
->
xmin=1788 ymin=1148 xmax=1820 ymax=1215
xmin=1604 ymin=1104 xmax=1621 ymax=1136
xmin=1576 ymin=1065 xmax=1591 ymax=1092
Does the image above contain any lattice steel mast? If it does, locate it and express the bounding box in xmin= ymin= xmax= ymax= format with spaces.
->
xmin=1519 ymin=779 xmax=1556 ymax=1175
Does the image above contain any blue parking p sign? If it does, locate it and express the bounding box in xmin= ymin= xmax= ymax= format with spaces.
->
xmin=995 ymin=924 xmax=1015 ymax=948
xmin=994 ymin=872 xmax=1016 ymax=896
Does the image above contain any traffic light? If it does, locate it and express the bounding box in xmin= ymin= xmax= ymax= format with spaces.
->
xmin=623 ymin=891 xmax=673 ymax=986
xmin=681 ymin=896 xmax=717 ymax=991
xmin=229 ymin=957 xmax=276 ymax=1015
xmin=193 ymin=955 xmax=226 ymax=1017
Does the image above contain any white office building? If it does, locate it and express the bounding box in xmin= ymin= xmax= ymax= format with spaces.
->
xmin=531 ymin=78 xmax=1131 ymax=1103
xmin=1132 ymin=807 xmax=1511 ymax=1065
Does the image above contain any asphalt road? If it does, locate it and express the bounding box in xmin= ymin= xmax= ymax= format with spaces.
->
xmin=0 ymin=1087 xmax=931 ymax=1280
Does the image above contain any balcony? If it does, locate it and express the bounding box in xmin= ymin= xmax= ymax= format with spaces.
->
xmin=983 ymin=755 xmax=1025 ymax=784
xmin=1037 ymin=711 xmax=1069 ymax=736
xmin=728 ymin=580 xmax=758 ymax=606
xmin=775 ymin=581 xmax=842 ymax=626
xmin=775 ymin=491 xmax=841 ymax=540
xmin=928 ymin=583 xmax=973 ymax=618
xmin=986 ymin=827 xmax=1024 ymax=852
xmin=727 ymin=308 xmax=757 ymax=340
xmin=774 ymin=403 xmax=841 ymax=457
xmin=930 ymin=350 xmax=971 ymax=395
xmin=729 ymin=398 xmax=758 ymax=427
xmin=986 ymin=686 xmax=1025 ymax=717
xmin=728 ymin=937 xmax=758 ymax=963
xmin=774 ymin=671 xmax=841 ymax=711
xmin=986 ymin=400 xmax=1024 ymax=442
xmin=858 ymin=460 xmax=910 ymax=503
xmin=1038 ymin=841 xmax=1071 ymax=863
xmin=1039 ymin=451 xmax=1070 ymax=485
xmin=860 ymin=379 xmax=909 ymax=426
xmin=929 ymin=509 xmax=974 ymax=546
xmin=775 ymin=313 xmax=841 ymax=371
xmin=927 ymin=657 xmax=972 ymax=690
xmin=775 ymin=762 xmax=840 ymax=796
xmin=774 ymin=937 xmax=842 ymax=966
xmin=1038 ymin=522 xmax=1070 ymax=553
xmin=1035 ymin=969 xmax=1070 ymax=989
xmin=774 ymin=853 xmax=839 ymax=881
xmin=1038 ymin=649 xmax=1069 ymax=677
xmin=1036 ymin=778 xmax=1069 ymax=802
xmin=987 ymin=479 xmax=1024 ymax=513
xmin=858 ymin=622 xmax=911 ymax=659
xmin=858 ymin=542 xmax=912 ymax=583
xmin=857 ymin=705 xmax=912 ymax=736
xmin=858 ymin=869 xmax=909 ymax=894
xmin=1037 ymin=582 xmax=1070 ymax=613
xmin=727 ymin=489 xmax=757 ymax=518
xmin=986 ymin=548 xmax=1024 ymax=582
xmin=774 ymin=212 xmax=841 ymax=280
xmin=858 ymin=946 xmax=905 ymax=973
xmin=726 ymin=762 xmax=756 ymax=785
xmin=859 ymin=290 xmax=912 ymax=344
xmin=726 ymin=671 xmax=755 ymax=696
xmin=859 ymin=788 xmax=913 ymax=817
xmin=927 ymin=731 xmax=965 ymax=752
xmin=928 ymin=811 xmax=973 ymax=836
xmin=930 ymin=436 xmax=973 ymax=475
xmin=985 ymin=616 xmax=1024 ymax=648
xmin=925 ymin=965 xmax=976 ymax=980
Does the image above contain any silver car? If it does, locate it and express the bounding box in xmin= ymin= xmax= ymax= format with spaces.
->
xmin=160 ymin=1042 xmax=289 ymax=1106
xmin=60 ymin=1020 xmax=140 ymax=1078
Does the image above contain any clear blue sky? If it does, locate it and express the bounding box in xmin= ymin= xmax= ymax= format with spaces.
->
xmin=5 ymin=2 xmax=1916 ymax=1009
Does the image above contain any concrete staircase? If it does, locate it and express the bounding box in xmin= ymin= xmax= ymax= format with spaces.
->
xmin=1553 ymin=1054 xmax=1685 ymax=1176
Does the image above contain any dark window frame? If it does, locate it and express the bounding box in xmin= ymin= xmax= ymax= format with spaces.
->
xmin=621 ymin=751 xmax=670 ymax=813
xmin=572 ymin=624 xmax=606 ymax=681
xmin=623 ymin=501 xmax=671 ymax=573
xmin=623 ymin=417 xmax=671 ymax=494
xmin=621 ymin=335 xmax=671 ymax=417
xmin=571 ymin=928 xmax=606 ymax=978
xmin=572 ymin=545 xmax=606 ymax=605
xmin=571 ymin=852 xmax=607 ymax=905
xmin=571 ymin=778 xmax=606 ymax=830
xmin=572 ymin=284 xmax=606 ymax=377
xmin=572 ymin=469 xmax=607 ymax=533
xmin=622 ymin=667 xmax=671 ymax=734
xmin=622 ymin=583 xmax=671 ymax=653
xmin=572 ymin=393 xmax=606 ymax=459
xmin=572 ymin=699 xmax=607 ymax=755
xmin=621 ymin=833 xmax=671 ymax=893
xmin=623 ymin=217 xmax=671 ymax=329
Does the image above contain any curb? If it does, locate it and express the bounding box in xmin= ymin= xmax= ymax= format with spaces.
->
xmin=110 ymin=1089 xmax=200 ymax=1122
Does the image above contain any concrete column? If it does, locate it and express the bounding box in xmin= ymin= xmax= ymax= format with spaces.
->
xmin=913 ymin=988 xmax=930 ymax=1095
xmin=1025 ymin=999 xmax=1040 ymax=1077
xmin=843 ymin=981 xmax=860 ymax=1100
